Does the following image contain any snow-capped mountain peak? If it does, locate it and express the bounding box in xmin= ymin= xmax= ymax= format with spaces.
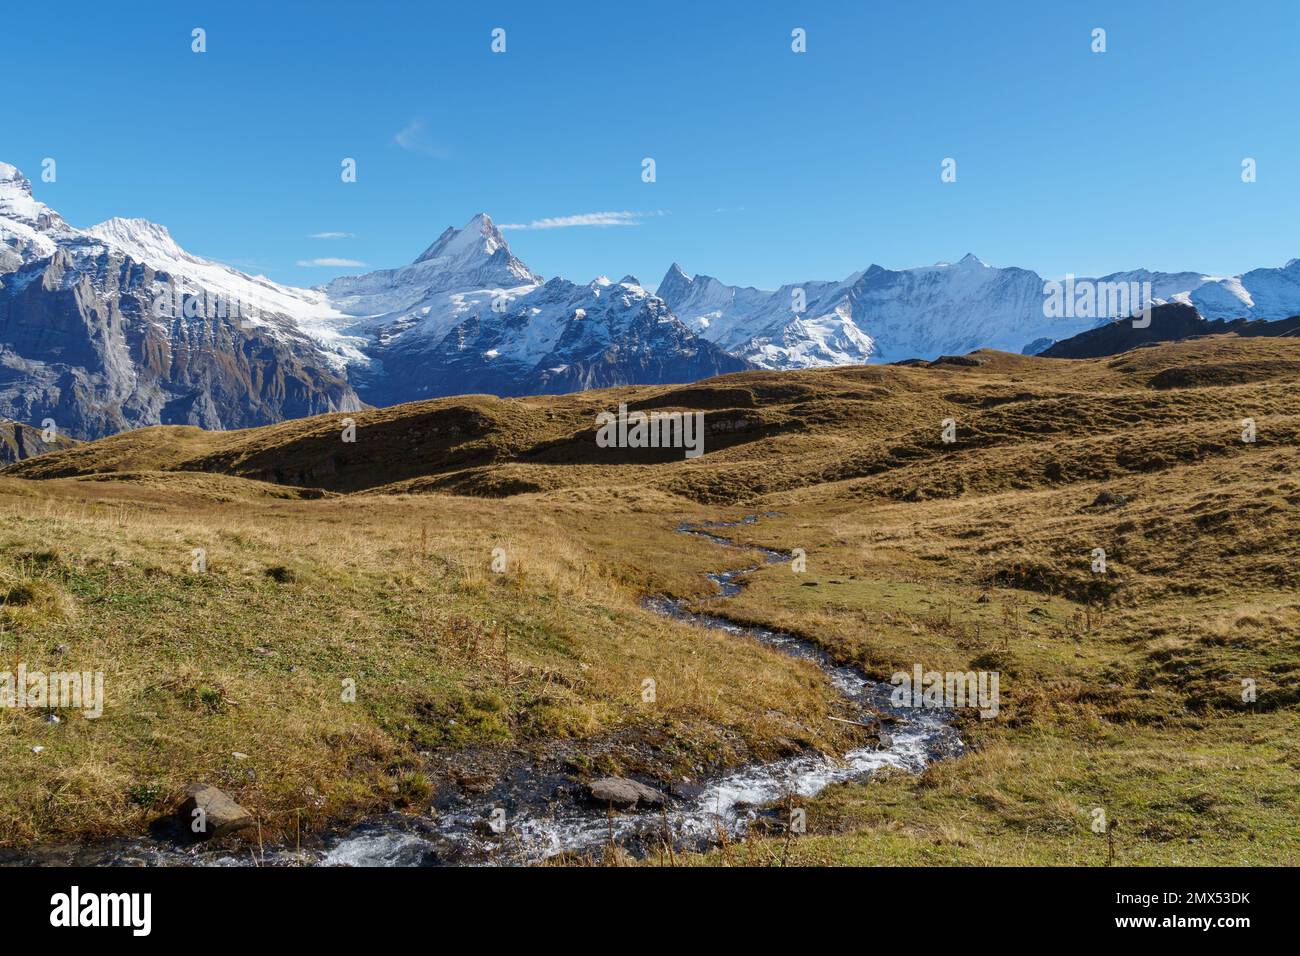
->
xmin=326 ymin=213 xmax=539 ymax=322
xmin=329 ymin=234 xmax=746 ymax=406
xmin=0 ymin=162 xmax=29 ymax=194
xmin=414 ymin=211 xmax=506 ymax=265
xmin=0 ymin=160 xmax=366 ymax=437
xmin=85 ymin=216 xmax=190 ymax=263
xmin=0 ymin=163 xmax=74 ymax=270
xmin=656 ymin=261 xmax=877 ymax=367
xmin=663 ymin=250 xmax=1300 ymax=366
xmin=0 ymin=167 xmax=367 ymax=371
xmin=5 ymin=154 xmax=1299 ymax=442
xmin=0 ymin=165 xmax=743 ymax=437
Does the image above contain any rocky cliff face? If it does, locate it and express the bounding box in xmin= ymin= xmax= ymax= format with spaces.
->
xmin=0 ymin=246 xmax=361 ymax=439
xmin=0 ymin=164 xmax=362 ymax=439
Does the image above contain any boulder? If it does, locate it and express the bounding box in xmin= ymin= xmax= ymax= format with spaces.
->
xmin=669 ymin=780 xmax=706 ymax=801
xmin=587 ymin=776 xmax=668 ymax=811
xmin=1091 ymin=490 xmax=1129 ymax=508
xmin=177 ymin=784 xmax=253 ymax=840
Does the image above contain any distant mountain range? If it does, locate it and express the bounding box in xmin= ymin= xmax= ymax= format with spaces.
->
xmin=3 ymin=159 xmax=1299 ymax=439
xmin=659 ymin=257 xmax=1300 ymax=365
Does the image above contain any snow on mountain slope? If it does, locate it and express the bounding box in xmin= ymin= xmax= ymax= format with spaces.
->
xmin=1087 ymin=262 xmax=1300 ymax=325
xmin=846 ymin=256 xmax=1054 ymax=361
xmin=308 ymin=213 xmax=748 ymax=405
xmin=659 ymin=254 xmax=1058 ymax=365
xmin=657 ymin=262 xmax=874 ymax=367
xmin=5 ymin=155 xmax=1299 ymax=440
xmin=347 ymin=255 xmax=750 ymax=405
xmin=0 ymin=181 xmax=370 ymax=372
xmin=314 ymin=212 xmax=547 ymax=389
xmin=0 ymin=163 xmax=365 ymax=437
xmin=0 ymin=167 xmax=747 ymax=432
xmin=1190 ymin=260 xmax=1300 ymax=320
xmin=661 ymin=255 xmax=1300 ymax=366
xmin=323 ymin=213 xmax=538 ymax=320
xmin=78 ymin=216 xmax=369 ymax=369
xmin=0 ymin=162 xmax=75 ymax=271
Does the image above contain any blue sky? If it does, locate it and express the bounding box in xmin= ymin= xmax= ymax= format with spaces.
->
xmin=4 ymin=0 xmax=1297 ymax=290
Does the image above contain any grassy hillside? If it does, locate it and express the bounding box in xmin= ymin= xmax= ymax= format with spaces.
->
xmin=1 ymin=336 xmax=1296 ymax=863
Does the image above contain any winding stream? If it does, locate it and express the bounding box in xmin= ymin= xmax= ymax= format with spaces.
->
xmin=5 ymin=514 xmax=961 ymax=866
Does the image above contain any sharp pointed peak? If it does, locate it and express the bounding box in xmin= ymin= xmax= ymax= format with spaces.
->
xmin=414 ymin=212 xmax=509 ymax=265
xmin=659 ymin=262 xmax=693 ymax=286
xmin=655 ymin=262 xmax=696 ymax=304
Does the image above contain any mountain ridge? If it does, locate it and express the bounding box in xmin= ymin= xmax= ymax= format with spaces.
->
xmin=0 ymin=166 xmax=746 ymax=438
xmin=5 ymin=159 xmax=1300 ymax=440
xmin=659 ymin=255 xmax=1300 ymax=366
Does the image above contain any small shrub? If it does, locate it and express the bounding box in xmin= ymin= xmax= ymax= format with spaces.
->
xmin=127 ymin=782 xmax=164 ymax=807
xmin=394 ymin=772 xmax=431 ymax=807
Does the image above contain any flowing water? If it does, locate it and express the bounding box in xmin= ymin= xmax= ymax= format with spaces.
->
xmin=4 ymin=514 xmax=961 ymax=866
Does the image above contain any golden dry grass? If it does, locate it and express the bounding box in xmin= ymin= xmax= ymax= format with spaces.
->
xmin=1 ymin=335 xmax=1297 ymax=863
xmin=0 ymin=474 xmax=849 ymax=846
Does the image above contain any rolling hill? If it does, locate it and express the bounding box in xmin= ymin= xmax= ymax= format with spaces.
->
xmin=1 ymin=336 xmax=1296 ymax=864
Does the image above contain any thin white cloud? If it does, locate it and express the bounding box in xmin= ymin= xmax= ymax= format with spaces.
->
xmin=296 ymin=257 xmax=368 ymax=268
xmin=393 ymin=119 xmax=449 ymax=158
xmin=499 ymin=210 xmax=665 ymax=230
xmin=309 ymin=231 xmax=354 ymax=240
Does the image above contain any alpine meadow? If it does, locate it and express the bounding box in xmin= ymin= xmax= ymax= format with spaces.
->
xmin=0 ymin=1 xmax=1295 ymax=937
